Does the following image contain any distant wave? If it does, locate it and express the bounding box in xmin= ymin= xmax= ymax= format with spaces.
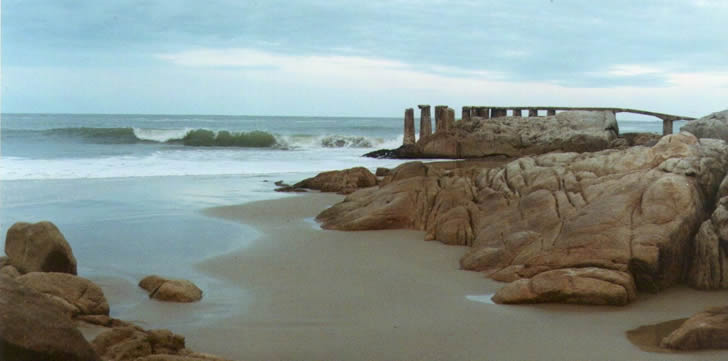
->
xmin=7 ymin=127 xmax=402 ymax=149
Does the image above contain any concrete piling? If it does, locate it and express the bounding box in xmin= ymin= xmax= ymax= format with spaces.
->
xmin=418 ymin=105 xmax=432 ymax=139
xmin=435 ymin=105 xmax=448 ymax=133
xmin=447 ymin=108 xmax=455 ymax=129
xmin=528 ymin=109 xmax=539 ymax=117
xmin=462 ymin=106 xmax=472 ymax=122
xmin=403 ymin=108 xmax=415 ymax=145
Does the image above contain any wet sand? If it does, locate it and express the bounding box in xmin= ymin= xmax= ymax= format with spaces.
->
xmin=179 ymin=192 xmax=728 ymax=360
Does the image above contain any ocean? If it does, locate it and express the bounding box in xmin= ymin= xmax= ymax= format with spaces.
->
xmin=0 ymin=113 xmax=685 ymax=327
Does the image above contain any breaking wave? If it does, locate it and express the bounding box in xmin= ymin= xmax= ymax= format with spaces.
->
xmin=7 ymin=127 xmax=401 ymax=149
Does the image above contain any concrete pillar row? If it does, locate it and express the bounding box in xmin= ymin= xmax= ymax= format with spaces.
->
xmin=547 ymin=109 xmax=557 ymax=116
xmin=512 ymin=108 xmax=522 ymax=117
xmin=528 ymin=109 xmax=539 ymax=117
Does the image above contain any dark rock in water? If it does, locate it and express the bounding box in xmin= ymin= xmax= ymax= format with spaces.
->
xmin=363 ymin=144 xmax=421 ymax=159
xmin=5 ymin=221 xmax=78 ymax=275
xmin=275 ymin=186 xmax=308 ymax=193
xmin=0 ymin=275 xmax=100 ymax=361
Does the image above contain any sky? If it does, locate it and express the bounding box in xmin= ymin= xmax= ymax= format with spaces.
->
xmin=1 ymin=0 xmax=727 ymax=117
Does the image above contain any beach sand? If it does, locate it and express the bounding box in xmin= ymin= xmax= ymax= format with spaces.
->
xmin=171 ymin=192 xmax=728 ymax=360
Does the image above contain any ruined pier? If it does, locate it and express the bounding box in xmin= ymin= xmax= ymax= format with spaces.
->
xmin=401 ymin=105 xmax=696 ymax=145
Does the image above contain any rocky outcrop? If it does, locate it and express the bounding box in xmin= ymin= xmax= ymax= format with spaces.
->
xmin=682 ymin=109 xmax=728 ymax=142
xmin=17 ymin=272 xmax=110 ymax=316
xmin=660 ymin=306 xmax=728 ymax=350
xmin=91 ymin=326 xmax=231 ymax=361
xmin=139 ymin=275 xmax=203 ymax=303
xmin=491 ymin=267 xmax=637 ymax=305
xmin=0 ymin=275 xmax=100 ymax=361
xmin=687 ymin=174 xmax=728 ymax=289
xmin=291 ymin=166 xmax=378 ymax=194
xmin=370 ymin=111 xmax=620 ymax=159
xmin=318 ymin=133 xmax=728 ymax=304
xmin=4 ymin=221 xmax=78 ymax=274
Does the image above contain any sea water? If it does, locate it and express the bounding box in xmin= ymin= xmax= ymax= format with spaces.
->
xmin=0 ymin=113 xmax=686 ymax=326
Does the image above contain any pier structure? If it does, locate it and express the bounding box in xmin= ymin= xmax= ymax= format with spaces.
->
xmin=405 ymin=105 xmax=697 ymax=144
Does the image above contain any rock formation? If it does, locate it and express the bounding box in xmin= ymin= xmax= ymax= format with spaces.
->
xmin=681 ymin=109 xmax=728 ymax=142
xmin=368 ymin=110 xmax=620 ymax=159
xmin=17 ymin=272 xmax=110 ymax=316
xmin=660 ymin=306 xmax=728 ymax=350
xmin=5 ymin=221 xmax=78 ymax=274
xmin=318 ymin=133 xmax=728 ymax=305
xmin=0 ymin=275 xmax=100 ymax=361
xmin=290 ymin=167 xmax=378 ymax=194
xmin=687 ymin=174 xmax=728 ymax=289
xmin=139 ymin=275 xmax=203 ymax=303
xmin=91 ymin=326 xmax=232 ymax=361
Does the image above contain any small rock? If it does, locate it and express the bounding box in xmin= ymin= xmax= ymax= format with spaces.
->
xmin=139 ymin=275 xmax=203 ymax=303
xmin=660 ymin=306 xmax=728 ymax=350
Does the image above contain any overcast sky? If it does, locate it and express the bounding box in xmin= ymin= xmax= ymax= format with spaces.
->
xmin=2 ymin=0 xmax=727 ymax=117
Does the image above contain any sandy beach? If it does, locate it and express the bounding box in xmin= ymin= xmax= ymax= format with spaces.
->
xmin=152 ymin=192 xmax=728 ymax=361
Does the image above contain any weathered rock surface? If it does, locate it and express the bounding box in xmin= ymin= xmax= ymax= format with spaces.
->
xmin=17 ymin=272 xmax=110 ymax=316
xmin=1 ymin=264 xmax=21 ymax=278
xmin=682 ymin=109 xmax=728 ymax=142
xmin=0 ymin=275 xmax=100 ymax=361
xmin=491 ymin=267 xmax=637 ymax=305
xmin=292 ymin=166 xmax=378 ymax=194
xmin=4 ymin=221 xmax=78 ymax=274
xmin=92 ymin=326 xmax=231 ymax=361
xmin=318 ymin=133 xmax=728 ymax=304
xmin=139 ymin=275 xmax=203 ymax=303
xmin=687 ymin=174 xmax=728 ymax=289
xmin=660 ymin=306 xmax=728 ymax=350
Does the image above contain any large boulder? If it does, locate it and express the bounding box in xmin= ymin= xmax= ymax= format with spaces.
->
xmin=139 ymin=275 xmax=203 ymax=303
xmin=682 ymin=109 xmax=728 ymax=142
xmin=292 ymin=166 xmax=378 ymax=194
xmin=0 ymin=275 xmax=100 ymax=361
xmin=412 ymin=111 xmax=619 ymax=158
xmin=687 ymin=174 xmax=728 ymax=289
xmin=660 ymin=306 xmax=728 ymax=350
xmin=318 ymin=133 xmax=728 ymax=304
xmin=17 ymin=272 xmax=109 ymax=316
xmin=4 ymin=221 xmax=78 ymax=275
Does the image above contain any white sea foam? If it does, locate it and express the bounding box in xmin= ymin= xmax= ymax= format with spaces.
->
xmin=0 ymin=148 xmax=411 ymax=180
xmin=133 ymin=127 xmax=193 ymax=142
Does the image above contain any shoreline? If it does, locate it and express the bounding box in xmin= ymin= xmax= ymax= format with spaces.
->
xmin=179 ymin=192 xmax=728 ymax=360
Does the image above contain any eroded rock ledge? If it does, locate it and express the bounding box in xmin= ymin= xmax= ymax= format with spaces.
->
xmin=317 ymin=133 xmax=728 ymax=305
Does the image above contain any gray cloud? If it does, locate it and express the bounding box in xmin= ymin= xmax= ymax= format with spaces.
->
xmin=3 ymin=0 xmax=727 ymax=87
